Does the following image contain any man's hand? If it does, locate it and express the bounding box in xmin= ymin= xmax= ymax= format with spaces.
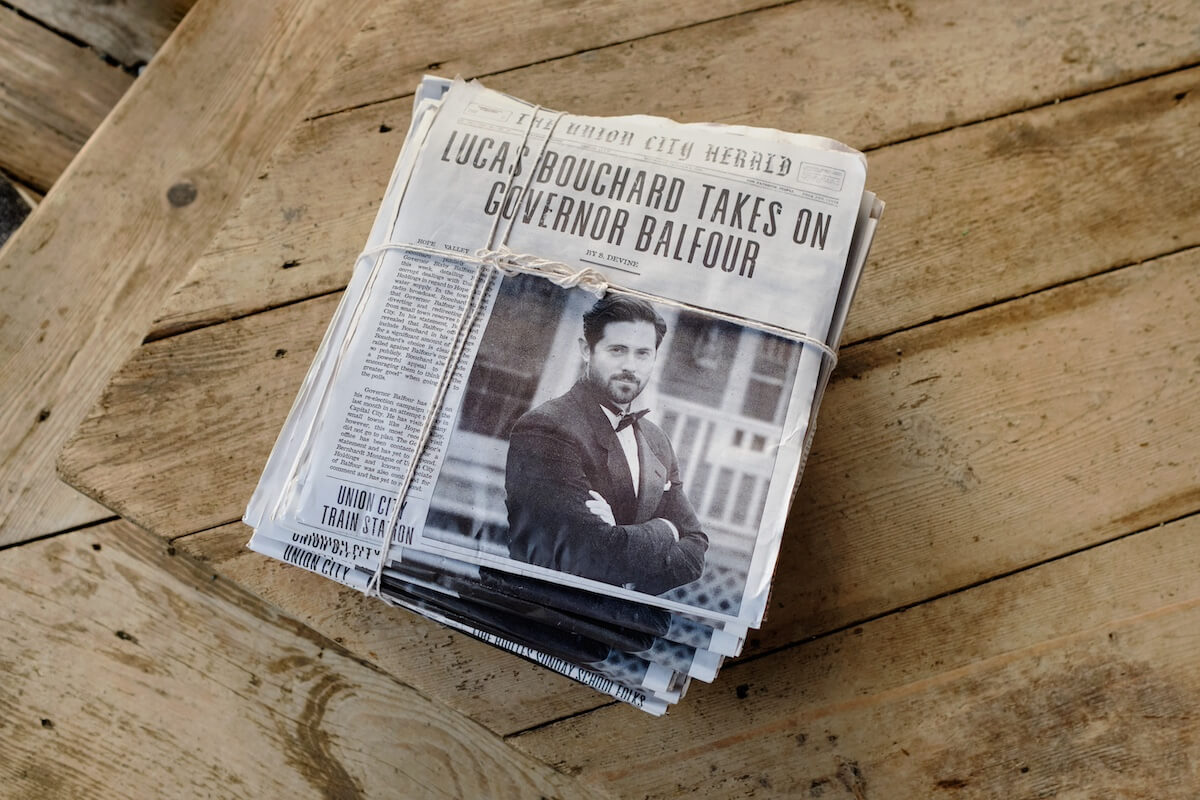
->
xmin=585 ymin=490 xmax=615 ymax=526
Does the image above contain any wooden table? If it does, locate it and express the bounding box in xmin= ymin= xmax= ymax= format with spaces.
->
xmin=33 ymin=0 xmax=1200 ymax=795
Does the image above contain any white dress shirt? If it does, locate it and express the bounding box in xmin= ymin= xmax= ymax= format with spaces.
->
xmin=597 ymin=405 xmax=679 ymax=541
xmin=599 ymin=404 xmax=640 ymax=496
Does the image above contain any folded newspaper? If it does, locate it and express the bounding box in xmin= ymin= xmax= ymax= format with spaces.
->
xmin=245 ymin=76 xmax=883 ymax=714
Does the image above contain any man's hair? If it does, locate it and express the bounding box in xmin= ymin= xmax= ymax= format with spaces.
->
xmin=582 ymin=295 xmax=667 ymax=349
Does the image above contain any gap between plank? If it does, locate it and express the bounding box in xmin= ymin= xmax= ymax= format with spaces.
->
xmin=143 ymin=284 xmax=348 ymax=344
xmin=306 ymin=0 xmax=806 ymax=122
xmin=0 ymin=0 xmax=145 ymax=73
xmin=741 ymin=508 xmax=1200 ymax=667
xmin=309 ymin=5 xmax=1199 ymax=163
xmin=845 ymin=241 xmax=1200 ymax=350
xmin=0 ymin=515 xmax=120 ymax=553
xmin=0 ymin=168 xmax=42 ymax=208
xmin=167 ymin=516 xmax=246 ymax=544
xmin=867 ymin=57 xmax=1200 ymax=152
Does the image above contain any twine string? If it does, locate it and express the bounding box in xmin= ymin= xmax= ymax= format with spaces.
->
xmin=358 ymin=241 xmax=839 ymax=363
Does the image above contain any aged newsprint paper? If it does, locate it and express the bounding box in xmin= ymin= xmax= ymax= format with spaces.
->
xmin=246 ymin=76 xmax=882 ymax=711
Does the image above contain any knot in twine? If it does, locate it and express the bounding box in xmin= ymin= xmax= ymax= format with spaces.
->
xmin=474 ymin=246 xmax=609 ymax=297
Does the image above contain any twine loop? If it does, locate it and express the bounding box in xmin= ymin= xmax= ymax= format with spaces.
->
xmin=475 ymin=247 xmax=609 ymax=296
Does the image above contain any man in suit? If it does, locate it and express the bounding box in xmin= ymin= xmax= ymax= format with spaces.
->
xmin=505 ymin=295 xmax=708 ymax=595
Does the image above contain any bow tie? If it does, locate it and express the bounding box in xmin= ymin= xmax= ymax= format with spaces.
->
xmin=615 ymin=409 xmax=650 ymax=431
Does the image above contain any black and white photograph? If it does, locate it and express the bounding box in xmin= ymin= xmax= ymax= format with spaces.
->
xmin=422 ymin=273 xmax=805 ymax=618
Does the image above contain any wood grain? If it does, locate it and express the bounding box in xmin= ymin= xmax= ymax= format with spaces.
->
xmin=150 ymin=107 xmax=405 ymax=338
xmin=509 ymin=513 xmax=1200 ymax=798
xmin=0 ymin=519 xmax=612 ymax=799
xmin=60 ymin=239 xmax=1200 ymax=646
xmin=0 ymin=0 xmax=380 ymax=546
xmin=309 ymin=0 xmax=1200 ymax=137
xmin=483 ymin=0 xmax=1200 ymax=148
xmin=847 ymin=65 xmax=1200 ymax=343
xmin=0 ymin=6 xmax=132 ymax=191
xmin=61 ymin=292 xmax=340 ymax=536
xmin=177 ymin=520 xmax=623 ymax=736
xmin=7 ymin=0 xmax=196 ymax=67
xmin=148 ymin=44 xmax=1200 ymax=343
xmin=305 ymin=0 xmax=780 ymax=119
xmin=763 ymin=244 xmax=1200 ymax=645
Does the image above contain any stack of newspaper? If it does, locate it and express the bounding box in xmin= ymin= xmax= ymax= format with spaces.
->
xmin=245 ymin=77 xmax=882 ymax=715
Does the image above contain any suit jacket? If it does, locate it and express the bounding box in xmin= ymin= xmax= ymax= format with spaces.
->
xmin=505 ymin=380 xmax=708 ymax=595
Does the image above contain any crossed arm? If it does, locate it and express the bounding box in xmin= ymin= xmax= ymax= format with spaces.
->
xmin=505 ymin=423 xmax=708 ymax=595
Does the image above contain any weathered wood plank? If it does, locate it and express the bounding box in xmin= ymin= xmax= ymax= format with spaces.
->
xmin=60 ymin=237 xmax=1200 ymax=649
xmin=0 ymin=0 xmax=381 ymax=546
xmin=849 ymin=65 xmax=1200 ymax=343
xmin=761 ymin=244 xmax=1200 ymax=646
xmin=62 ymin=291 xmax=339 ymax=535
xmin=308 ymin=0 xmax=1200 ymax=135
xmin=510 ymin=513 xmax=1200 ymax=798
xmin=305 ymin=0 xmax=780 ymax=119
xmin=0 ymin=519 xmax=611 ymax=799
xmin=148 ymin=41 xmax=1200 ymax=343
xmin=0 ymin=6 xmax=132 ymax=191
xmin=176 ymin=520 xmax=618 ymax=735
xmin=149 ymin=109 xmax=404 ymax=338
xmin=485 ymin=0 xmax=1200 ymax=148
xmin=7 ymin=0 xmax=196 ymax=67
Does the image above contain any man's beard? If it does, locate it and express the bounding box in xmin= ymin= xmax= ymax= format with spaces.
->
xmin=588 ymin=367 xmax=644 ymax=407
